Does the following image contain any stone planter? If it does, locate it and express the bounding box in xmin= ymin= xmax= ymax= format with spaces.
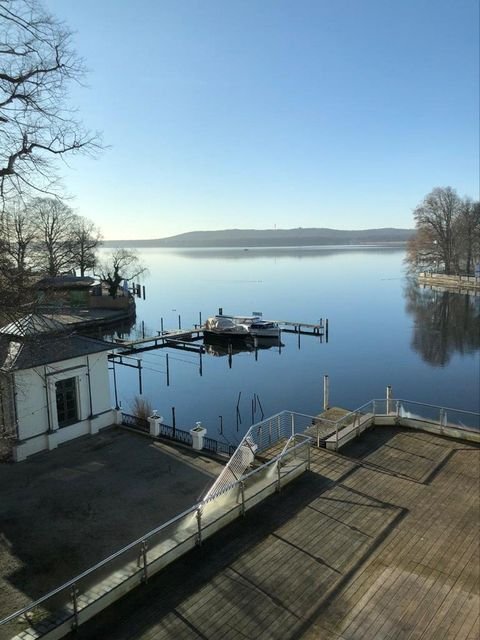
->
xmin=190 ymin=422 xmax=207 ymax=450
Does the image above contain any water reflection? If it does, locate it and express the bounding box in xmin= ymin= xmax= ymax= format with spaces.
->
xmin=167 ymin=246 xmax=405 ymax=261
xmin=203 ymin=334 xmax=283 ymax=367
xmin=404 ymin=282 xmax=480 ymax=366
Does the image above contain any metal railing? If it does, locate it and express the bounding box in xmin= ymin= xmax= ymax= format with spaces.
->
xmin=0 ymin=418 xmax=310 ymax=637
xmin=324 ymin=399 xmax=479 ymax=451
xmin=372 ymin=398 xmax=480 ymax=432
xmin=120 ymin=412 xmax=149 ymax=432
xmin=202 ymin=410 xmax=316 ymax=502
xmin=120 ymin=413 xmax=236 ymax=456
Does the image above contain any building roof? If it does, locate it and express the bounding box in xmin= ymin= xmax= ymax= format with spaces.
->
xmin=0 ymin=313 xmax=66 ymax=338
xmin=0 ymin=334 xmax=113 ymax=371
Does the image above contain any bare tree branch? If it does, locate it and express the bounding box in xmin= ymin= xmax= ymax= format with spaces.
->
xmin=0 ymin=0 xmax=103 ymax=203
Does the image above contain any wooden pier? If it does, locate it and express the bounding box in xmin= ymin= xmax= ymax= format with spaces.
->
xmin=111 ymin=317 xmax=327 ymax=356
xmin=274 ymin=318 xmax=328 ymax=336
xmin=112 ymin=328 xmax=205 ymax=355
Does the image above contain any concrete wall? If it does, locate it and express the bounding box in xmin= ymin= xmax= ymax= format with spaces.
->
xmin=418 ymin=272 xmax=480 ymax=290
xmin=12 ymin=352 xmax=114 ymax=462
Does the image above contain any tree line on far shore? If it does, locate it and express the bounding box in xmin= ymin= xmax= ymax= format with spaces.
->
xmin=406 ymin=187 xmax=480 ymax=276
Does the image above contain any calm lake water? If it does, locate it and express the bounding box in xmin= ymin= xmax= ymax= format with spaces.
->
xmin=106 ymin=247 xmax=480 ymax=444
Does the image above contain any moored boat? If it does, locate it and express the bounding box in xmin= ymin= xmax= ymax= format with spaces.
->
xmin=203 ymin=314 xmax=281 ymax=339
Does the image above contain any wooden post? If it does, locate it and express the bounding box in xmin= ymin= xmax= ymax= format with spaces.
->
xmin=199 ymin=311 xmax=202 ymax=327
xmin=160 ymin=317 xmax=164 ymax=333
xmin=326 ymin=318 xmax=329 ymax=341
xmin=142 ymin=320 xmax=145 ymax=339
xmin=172 ymin=406 xmax=176 ymax=435
xmin=178 ymin=314 xmax=181 ymax=330
xmin=142 ymin=285 xmax=146 ymax=300
xmin=323 ymin=374 xmax=330 ymax=410
xmin=138 ymin=359 xmax=143 ymax=395
xmin=166 ymin=353 xmax=170 ymax=386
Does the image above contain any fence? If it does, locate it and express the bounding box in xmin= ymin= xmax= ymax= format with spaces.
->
xmin=120 ymin=413 xmax=236 ymax=457
xmin=372 ymin=398 xmax=480 ymax=432
xmin=419 ymin=272 xmax=479 ymax=284
xmin=202 ymin=411 xmax=315 ymax=503
xmin=323 ymin=398 xmax=480 ymax=451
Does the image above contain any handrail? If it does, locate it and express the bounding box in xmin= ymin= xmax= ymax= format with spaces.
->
xmin=372 ymin=398 xmax=479 ymax=416
xmin=0 ymin=503 xmax=200 ymax=625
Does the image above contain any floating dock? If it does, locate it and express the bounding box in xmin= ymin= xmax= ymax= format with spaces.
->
xmin=111 ymin=317 xmax=328 ymax=356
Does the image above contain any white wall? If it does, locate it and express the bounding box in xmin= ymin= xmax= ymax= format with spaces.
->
xmin=13 ymin=351 xmax=114 ymax=462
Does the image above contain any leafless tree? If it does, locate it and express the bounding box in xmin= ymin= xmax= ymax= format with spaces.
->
xmin=70 ymin=216 xmax=103 ymax=276
xmin=96 ymin=248 xmax=146 ymax=298
xmin=2 ymin=200 xmax=36 ymax=274
xmin=0 ymin=0 xmax=101 ymax=204
xmin=407 ymin=187 xmax=480 ymax=275
xmin=29 ymin=196 xmax=78 ymax=276
xmin=455 ymin=199 xmax=480 ymax=276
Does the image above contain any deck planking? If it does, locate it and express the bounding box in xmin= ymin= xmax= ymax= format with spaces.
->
xmin=67 ymin=426 xmax=479 ymax=640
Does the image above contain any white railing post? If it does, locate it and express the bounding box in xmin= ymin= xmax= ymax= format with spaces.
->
xmin=140 ymin=540 xmax=148 ymax=583
xmin=439 ymin=408 xmax=446 ymax=430
xmin=291 ymin=413 xmax=295 ymax=437
xmin=323 ymin=374 xmax=330 ymax=410
xmin=386 ymin=385 xmax=393 ymax=414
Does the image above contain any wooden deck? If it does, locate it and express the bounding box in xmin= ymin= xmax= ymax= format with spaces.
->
xmin=68 ymin=427 xmax=479 ymax=640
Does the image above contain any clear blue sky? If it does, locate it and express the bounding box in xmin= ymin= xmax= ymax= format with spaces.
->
xmin=45 ymin=0 xmax=479 ymax=240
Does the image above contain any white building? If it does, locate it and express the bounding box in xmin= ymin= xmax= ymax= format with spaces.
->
xmin=0 ymin=314 xmax=115 ymax=462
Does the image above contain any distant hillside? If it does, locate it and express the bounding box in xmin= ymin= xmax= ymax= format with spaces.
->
xmin=104 ymin=227 xmax=414 ymax=248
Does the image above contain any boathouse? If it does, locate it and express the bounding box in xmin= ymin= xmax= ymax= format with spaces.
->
xmin=0 ymin=314 xmax=114 ymax=462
